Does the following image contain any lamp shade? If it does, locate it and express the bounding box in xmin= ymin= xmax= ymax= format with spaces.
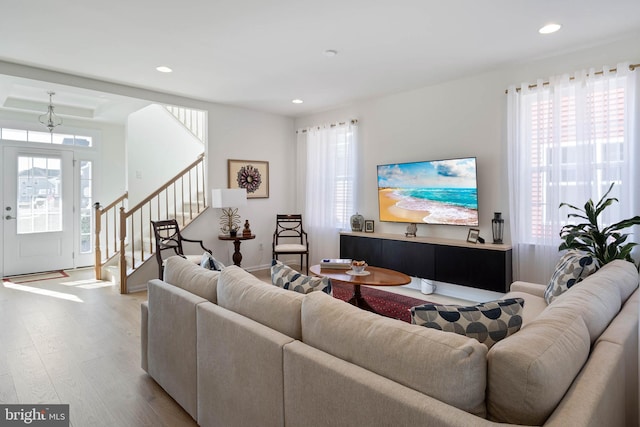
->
xmin=211 ymin=189 xmax=247 ymax=208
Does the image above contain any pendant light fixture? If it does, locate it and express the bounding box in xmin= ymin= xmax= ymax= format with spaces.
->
xmin=39 ymin=91 xmax=63 ymax=133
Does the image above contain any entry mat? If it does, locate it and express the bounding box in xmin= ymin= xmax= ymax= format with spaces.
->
xmin=2 ymin=270 xmax=69 ymax=284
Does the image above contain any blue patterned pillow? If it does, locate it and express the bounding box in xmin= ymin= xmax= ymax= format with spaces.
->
xmin=544 ymin=251 xmax=597 ymax=304
xmin=201 ymin=252 xmax=225 ymax=271
xmin=271 ymin=260 xmax=332 ymax=295
xmin=410 ymin=298 xmax=525 ymax=348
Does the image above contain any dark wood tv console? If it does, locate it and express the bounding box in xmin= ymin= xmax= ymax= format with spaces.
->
xmin=339 ymin=232 xmax=512 ymax=293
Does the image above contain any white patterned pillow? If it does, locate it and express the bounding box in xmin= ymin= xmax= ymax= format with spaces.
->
xmin=410 ymin=298 xmax=525 ymax=348
xmin=271 ymin=260 xmax=332 ymax=295
xmin=201 ymin=252 xmax=225 ymax=271
xmin=544 ymin=251 xmax=597 ymax=304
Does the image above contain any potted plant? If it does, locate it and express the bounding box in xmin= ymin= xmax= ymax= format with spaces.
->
xmin=559 ymin=183 xmax=640 ymax=268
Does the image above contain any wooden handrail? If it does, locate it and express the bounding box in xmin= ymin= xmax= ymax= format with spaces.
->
xmin=101 ymin=192 xmax=128 ymax=212
xmin=127 ymin=154 xmax=205 ymax=213
xmin=117 ymin=154 xmax=207 ymax=293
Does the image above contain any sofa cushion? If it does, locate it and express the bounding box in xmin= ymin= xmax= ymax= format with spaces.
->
xmin=271 ymin=260 xmax=332 ymax=295
xmin=487 ymin=308 xmax=591 ymax=425
xmin=217 ymin=265 xmax=304 ymax=340
xmin=502 ymin=291 xmax=547 ymax=326
xmin=544 ymin=250 xmax=597 ymax=304
xmin=410 ymin=298 xmax=525 ymax=348
xmin=163 ymin=255 xmax=220 ymax=303
xmin=301 ymin=292 xmax=488 ymax=417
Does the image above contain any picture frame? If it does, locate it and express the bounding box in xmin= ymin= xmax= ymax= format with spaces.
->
xmin=364 ymin=220 xmax=375 ymax=233
xmin=228 ymin=159 xmax=269 ymax=198
xmin=466 ymin=228 xmax=480 ymax=243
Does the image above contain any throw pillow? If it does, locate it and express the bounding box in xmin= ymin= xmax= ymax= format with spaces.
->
xmin=201 ymin=252 xmax=225 ymax=271
xmin=544 ymin=250 xmax=597 ymax=304
xmin=271 ymin=260 xmax=332 ymax=295
xmin=410 ymin=298 xmax=525 ymax=348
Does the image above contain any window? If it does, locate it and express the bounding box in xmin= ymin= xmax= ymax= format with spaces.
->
xmin=0 ymin=127 xmax=93 ymax=147
xmin=525 ymin=82 xmax=627 ymax=241
xmin=507 ymin=63 xmax=638 ymax=282
xmin=297 ymin=120 xmax=358 ymax=260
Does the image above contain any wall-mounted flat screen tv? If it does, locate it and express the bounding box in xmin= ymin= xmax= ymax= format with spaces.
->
xmin=377 ymin=157 xmax=479 ymax=226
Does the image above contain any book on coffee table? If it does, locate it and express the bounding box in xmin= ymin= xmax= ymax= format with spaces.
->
xmin=320 ymin=258 xmax=352 ymax=269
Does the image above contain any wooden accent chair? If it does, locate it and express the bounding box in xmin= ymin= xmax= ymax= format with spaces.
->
xmin=151 ymin=219 xmax=211 ymax=278
xmin=272 ymin=214 xmax=309 ymax=274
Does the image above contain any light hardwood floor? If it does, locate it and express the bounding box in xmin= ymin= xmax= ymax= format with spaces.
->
xmin=0 ymin=269 xmax=197 ymax=427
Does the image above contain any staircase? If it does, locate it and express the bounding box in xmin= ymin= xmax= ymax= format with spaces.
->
xmin=94 ymin=154 xmax=208 ymax=293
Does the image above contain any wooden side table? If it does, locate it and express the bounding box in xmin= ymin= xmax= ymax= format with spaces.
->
xmin=218 ymin=234 xmax=255 ymax=267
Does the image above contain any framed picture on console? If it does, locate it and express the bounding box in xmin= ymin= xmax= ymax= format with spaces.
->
xmin=467 ymin=228 xmax=480 ymax=243
xmin=364 ymin=220 xmax=375 ymax=233
xmin=228 ymin=159 xmax=269 ymax=198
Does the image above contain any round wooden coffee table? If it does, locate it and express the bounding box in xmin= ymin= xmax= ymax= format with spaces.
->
xmin=310 ymin=264 xmax=411 ymax=311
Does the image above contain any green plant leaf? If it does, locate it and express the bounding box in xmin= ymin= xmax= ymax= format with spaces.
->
xmin=557 ymin=182 xmax=638 ymax=267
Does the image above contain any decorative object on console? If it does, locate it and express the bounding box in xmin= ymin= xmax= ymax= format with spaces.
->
xmin=410 ymin=298 xmax=525 ymax=348
xmin=211 ymin=188 xmax=247 ymax=235
xmin=271 ymin=260 xmax=332 ymax=295
xmin=405 ymin=223 xmax=417 ymax=237
xmin=350 ymin=212 xmax=364 ymax=231
xmin=228 ymin=159 xmax=269 ymax=198
xmin=364 ymin=219 xmax=374 ymax=233
xmin=242 ymin=219 xmax=252 ymax=237
xmin=492 ymin=212 xmax=504 ymax=243
xmin=467 ymin=228 xmax=480 ymax=243
xmin=544 ymin=250 xmax=597 ymax=304
xmin=559 ymin=182 xmax=640 ymax=268
xmin=39 ymin=91 xmax=63 ymax=132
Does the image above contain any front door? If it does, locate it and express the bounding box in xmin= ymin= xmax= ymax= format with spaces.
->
xmin=2 ymin=146 xmax=74 ymax=276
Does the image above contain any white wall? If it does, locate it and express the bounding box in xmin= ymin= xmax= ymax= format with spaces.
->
xmin=205 ymin=104 xmax=295 ymax=268
xmin=295 ymin=35 xmax=640 ymax=247
xmin=126 ymin=104 xmax=204 ymax=205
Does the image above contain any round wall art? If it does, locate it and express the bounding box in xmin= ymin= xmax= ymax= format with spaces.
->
xmin=227 ymin=159 xmax=270 ymax=198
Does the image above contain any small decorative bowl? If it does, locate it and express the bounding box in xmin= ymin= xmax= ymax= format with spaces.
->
xmin=351 ymin=261 xmax=367 ymax=273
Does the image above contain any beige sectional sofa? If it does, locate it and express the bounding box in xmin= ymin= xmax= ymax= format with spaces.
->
xmin=141 ymin=256 xmax=639 ymax=426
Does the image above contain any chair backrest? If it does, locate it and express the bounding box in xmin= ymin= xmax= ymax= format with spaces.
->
xmin=152 ymin=219 xmax=185 ymax=257
xmin=273 ymin=214 xmax=306 ymax=244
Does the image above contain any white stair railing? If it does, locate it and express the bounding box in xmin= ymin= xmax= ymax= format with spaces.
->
xmin=165 ymin=105 xmax=206 ymax=142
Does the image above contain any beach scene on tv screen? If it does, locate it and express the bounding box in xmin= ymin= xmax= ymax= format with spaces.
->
xmin=377 ymin=158 xmax=479 ymax=226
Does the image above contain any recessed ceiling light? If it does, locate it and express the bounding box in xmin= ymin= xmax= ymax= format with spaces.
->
xmin=323 ymin=49 xmax=338 ymax=57
xmin=539 ymin=23 xmax=562 ymax=34
xmin=156 ymin=66 xmax=173 ymax=73
xmin=292 ymin=99 xmax=304 ymax=104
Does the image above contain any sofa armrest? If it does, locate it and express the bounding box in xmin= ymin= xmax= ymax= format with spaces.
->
xmin=544 ymin=341 xmax=625 ymax=427
xmin=509 ymin=281 xmax=546 ymax=298
xmin=141 ymin=301 xmax=149 ymax=372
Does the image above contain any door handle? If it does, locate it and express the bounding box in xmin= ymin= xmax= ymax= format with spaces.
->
xmin=5 ymin=215 xmax=16 ymax=220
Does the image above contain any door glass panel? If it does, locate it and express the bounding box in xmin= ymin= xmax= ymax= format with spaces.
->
xmin=79 ymin=160 xmax=93 ymax=253
xmin=17 ymin=155 xmax=62 ymax=234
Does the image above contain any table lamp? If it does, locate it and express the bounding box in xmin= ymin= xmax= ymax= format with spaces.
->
xmin=211 ymin=189 xmax=247 ymax=235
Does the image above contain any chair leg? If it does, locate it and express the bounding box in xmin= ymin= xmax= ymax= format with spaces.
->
xmin=305 ymin=253 xmax=309 ymax=275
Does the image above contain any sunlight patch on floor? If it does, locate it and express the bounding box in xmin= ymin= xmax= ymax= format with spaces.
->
xmin=59 ymin=279 xmax=114 ymax=289
xmin=2 ymin=281 xmax=84 ymax=302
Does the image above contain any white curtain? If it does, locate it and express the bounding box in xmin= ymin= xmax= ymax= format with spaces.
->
xmin=507 ymin=63 xmax=638 ymax=283
xmin=296 ymin=121 xmax=358 ymax=264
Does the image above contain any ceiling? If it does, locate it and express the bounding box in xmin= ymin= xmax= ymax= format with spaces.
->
xmin=1 ymin=0 xmax=639 ymax=120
